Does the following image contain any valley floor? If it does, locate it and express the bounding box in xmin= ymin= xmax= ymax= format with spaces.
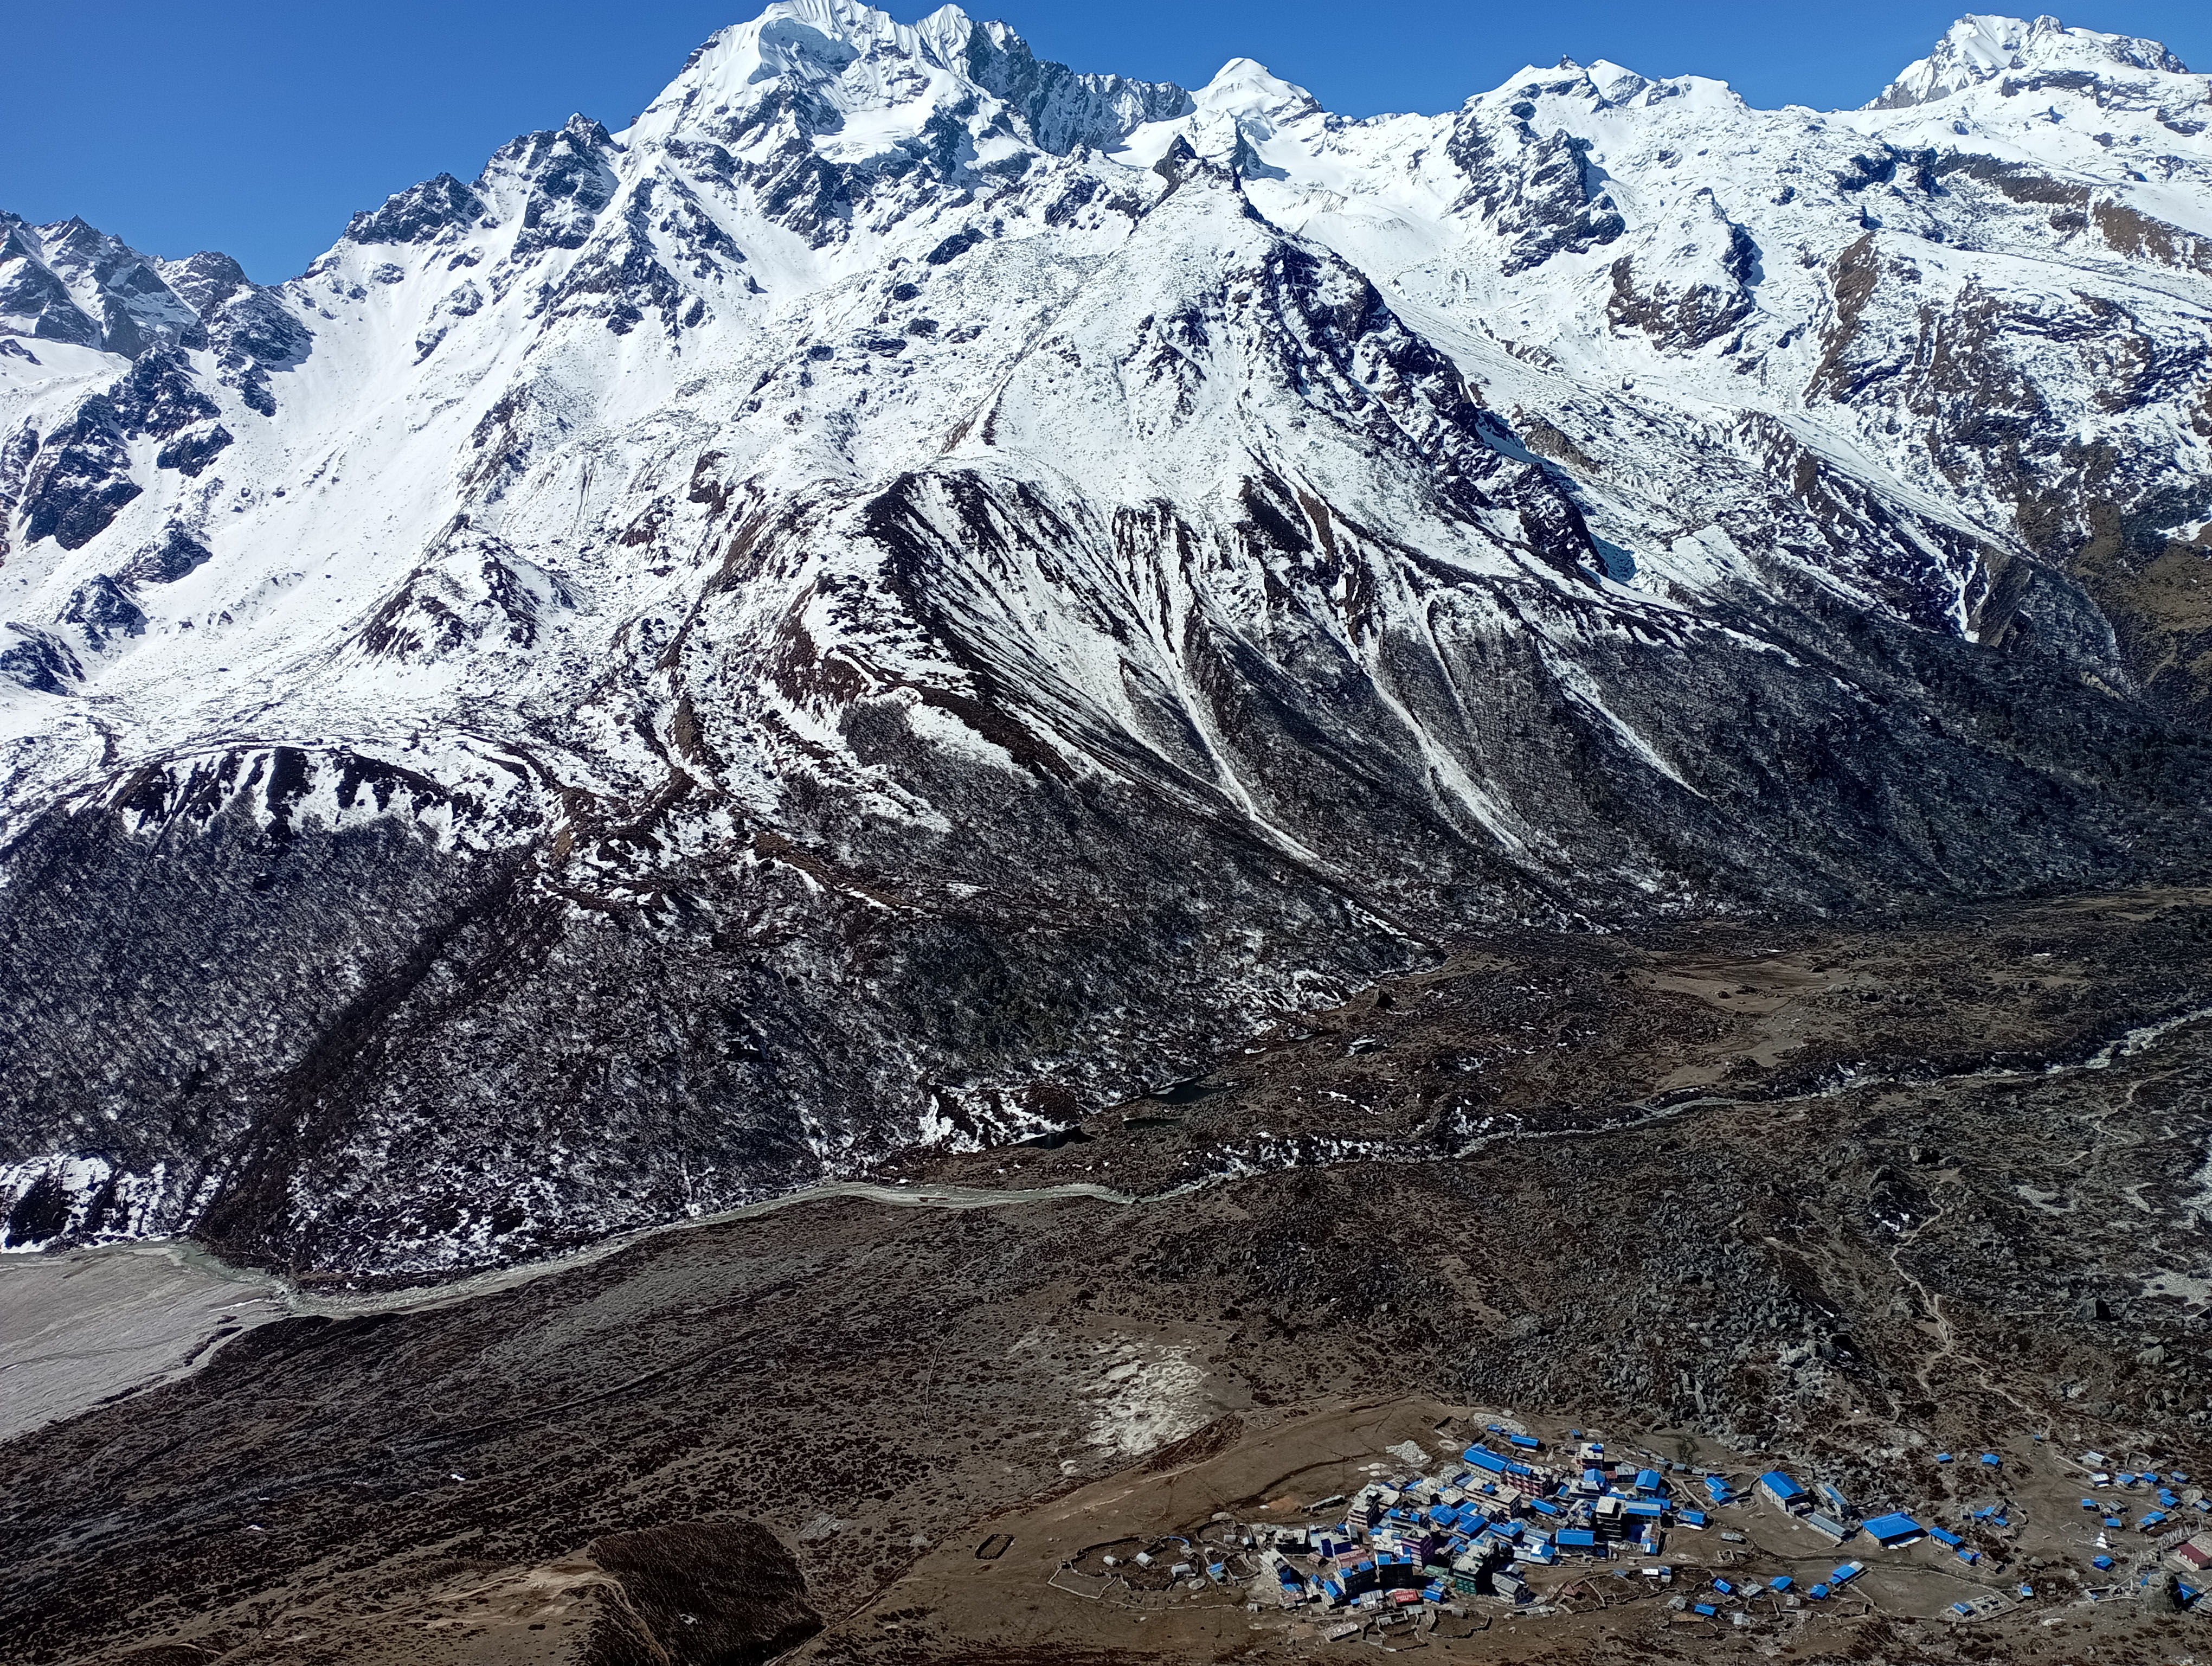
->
xmin=3 ymin=885 xmax=2209 ymax=1664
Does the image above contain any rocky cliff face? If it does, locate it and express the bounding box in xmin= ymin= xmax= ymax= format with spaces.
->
xmin=4 ymin=3 xmax=2211 ymax=1273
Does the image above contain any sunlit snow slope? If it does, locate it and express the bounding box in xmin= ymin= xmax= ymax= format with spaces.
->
xmin=4 ymin=5 xmax=2212 ymax=1271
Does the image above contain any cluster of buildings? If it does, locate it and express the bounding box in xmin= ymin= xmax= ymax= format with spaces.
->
xmin=1245 ymin=1431 xmax=1740 ymax=1614
xmin=2074 ymin=1452 xmax=2193 ymax=1535
xmin=2067 ymin=1452 xmax=2211 ymax=1609
xmin=1229 ymin=1431 xmax=2212 ymax=1622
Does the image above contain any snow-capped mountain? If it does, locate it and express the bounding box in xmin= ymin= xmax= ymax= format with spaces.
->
xmin=1867 ymin=12 xmax=2189 ymax=107
xmin=4 ymin=5 xmax=2211 ymax=1272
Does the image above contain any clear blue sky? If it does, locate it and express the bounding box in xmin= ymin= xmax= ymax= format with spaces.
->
xmin=7 ymin=1 xmax=2207 ymax=282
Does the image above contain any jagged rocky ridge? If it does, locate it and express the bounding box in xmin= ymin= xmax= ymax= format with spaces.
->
xmin=3 ymin=5 xmax=2211 ymax=1273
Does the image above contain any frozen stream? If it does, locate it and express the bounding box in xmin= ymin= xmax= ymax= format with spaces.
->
xmin=0 ymin=1239 xmax=285 ymax=1443
xmin=0 ymin=1180 xmax=1131 ymax=1443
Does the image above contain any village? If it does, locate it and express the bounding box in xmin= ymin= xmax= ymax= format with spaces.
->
xmin=1042 ymin=1411 xmax=2212 ymax=1651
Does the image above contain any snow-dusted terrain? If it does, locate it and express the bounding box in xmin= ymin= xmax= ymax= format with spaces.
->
xmin=4 ymin=7 xmax=2212 ymax=1272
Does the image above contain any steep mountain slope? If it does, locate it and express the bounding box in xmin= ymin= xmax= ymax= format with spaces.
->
xmin=3 ymin=4 xmax=2211 ymax=1274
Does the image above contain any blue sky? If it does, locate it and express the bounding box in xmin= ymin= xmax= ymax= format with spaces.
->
xmin=8 ymin=1 xmax=2208 ymax=281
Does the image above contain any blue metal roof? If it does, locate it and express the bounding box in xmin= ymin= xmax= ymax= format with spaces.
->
xmin=1863 ymin=1512 xmax=1925 ymax=1543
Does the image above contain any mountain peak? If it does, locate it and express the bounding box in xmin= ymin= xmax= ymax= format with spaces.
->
xmin=0 ymin=212 xmax=205 ymax=357
xmin=635 ymin=0 xmax=1189 ymax=158
xmin=1194 ymin=56 xmax=1319 ymax=132
xmin=744 ymin=0 xmax=969 ymax=54
xmin=650 ymin=0 xmax=976 ymax=114
xmin=1866 ymin=12 xmax=2190 ymax=109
